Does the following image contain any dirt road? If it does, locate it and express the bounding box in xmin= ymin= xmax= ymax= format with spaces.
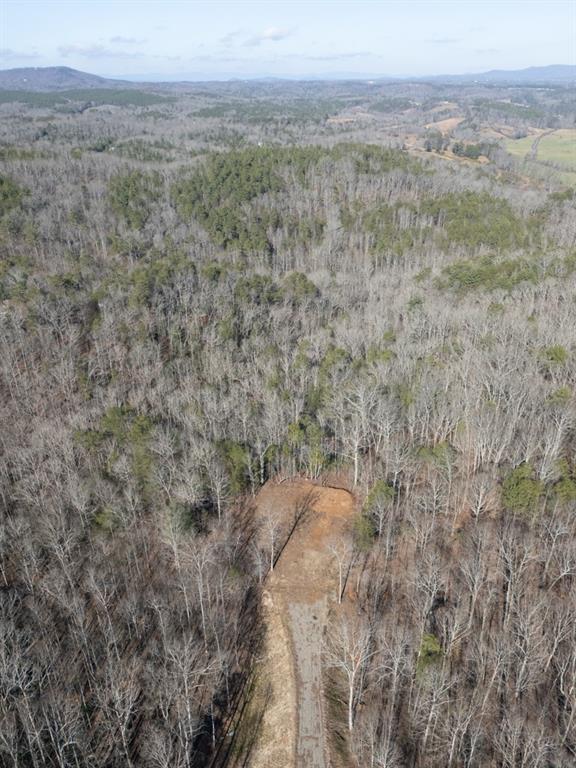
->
xmin=529 ymin=129 xmax=555 ymax=160
xmin=250 ymin=480 xmax=355 ymax=768
xmin=288 ymin=599 xmax=328 ymax=767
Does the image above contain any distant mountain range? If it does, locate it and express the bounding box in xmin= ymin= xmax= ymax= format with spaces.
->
xmin=0 ymin=64 xmax=573 ymax=91
xmin=425 ymin=65 xmax=576 ymax=85
xmin=0 ymin=66 xmax=129 ymax=91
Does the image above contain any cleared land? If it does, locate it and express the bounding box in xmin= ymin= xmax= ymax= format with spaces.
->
xmin=248 ymin=480 xmax=356 ymax=768
xmin=505 ymin=131 xmax=544 ymax=160
xmin=505 ymin=128 xmax=576 ymax=183
xmin=424 ymin=116 xmax=465 ymax=134
xmin=506 ymin=128 xmax=576 ymax=168
xmin=538 ymin=129 xmax=576 ymax=169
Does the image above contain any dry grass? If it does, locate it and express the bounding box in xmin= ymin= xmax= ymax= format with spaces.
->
xmin=424 ymin=116 xmax=465 ymax=134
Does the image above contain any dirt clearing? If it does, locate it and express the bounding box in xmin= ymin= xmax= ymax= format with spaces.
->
xmin=424 ymin=116 xmax=465 ymax=134
xmin=249 ymin=480 xmax=356 ymax=768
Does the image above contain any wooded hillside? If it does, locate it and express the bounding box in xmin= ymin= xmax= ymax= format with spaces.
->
xmin=1 ymin=79 xmax=575 ymax=767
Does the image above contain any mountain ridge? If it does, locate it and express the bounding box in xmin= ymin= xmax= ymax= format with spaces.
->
xmin=0 ymin=66 xmax=130 ymax=91
xmin=0 ymin=63 xmax=573 ymax=90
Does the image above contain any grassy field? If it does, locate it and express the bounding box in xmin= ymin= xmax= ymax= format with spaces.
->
xmin=506 ymin=129 xmax=576 ymax=168
xmin=505 ymin=129 xmax=576 ymax=184
xmin=537 ymin=129 xmax=576 ymax=170
xmin=505 ymin=133 xmax=536 ymax=160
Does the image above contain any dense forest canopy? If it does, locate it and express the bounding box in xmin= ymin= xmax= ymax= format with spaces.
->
xmin=0 ymin=76 xmax=575 ymax=767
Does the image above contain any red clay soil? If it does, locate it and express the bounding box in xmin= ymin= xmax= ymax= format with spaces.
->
xmin=253 ymin=479 xmax=356 ymax=768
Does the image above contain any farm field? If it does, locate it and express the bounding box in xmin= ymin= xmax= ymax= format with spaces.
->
xmin=505 ymin=132 xmax=539 ymax=159
xmin=505 ymin=128 xmax=576 ymax=182
xmin=505 ymin=128 xmax=576 ymax=167
xmin=538 ymin=129 xmax=576 ymax=169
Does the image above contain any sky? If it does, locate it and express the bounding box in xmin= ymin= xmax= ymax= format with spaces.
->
xmin=1 ymin=0 xmax=575 ymax=80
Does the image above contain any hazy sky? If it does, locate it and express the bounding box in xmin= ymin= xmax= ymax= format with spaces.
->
xmin=2 ymin=0 xmax=575 ymax=80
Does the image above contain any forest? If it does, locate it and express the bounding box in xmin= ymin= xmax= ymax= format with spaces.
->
xmin=0 ymin=75 xmax=575 ymax=767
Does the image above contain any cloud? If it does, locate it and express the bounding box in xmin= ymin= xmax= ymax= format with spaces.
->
xmin=220 ymin=26 xmax=295 ymax=48
xmin=244 ymin=26 xmax=295 ymax=47
xmin=474 ymin=48 xmax=499 ymax=55
xmin=425 ymin=37 xmax=460 ymax=44
xmin=0 ymin=48 xmax=40 ymax=61
xmin=220 ymin=29 xmax=245 ymax=47
xmin=303 ymin=52 xmax=368 ymax=62
xmin=110 ymin=36 xmax=147 ymax=45
xmin=58 ymin=44 xmax=144 ymax=60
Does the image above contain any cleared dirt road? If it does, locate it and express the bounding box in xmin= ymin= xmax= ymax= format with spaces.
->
xmin=250 ymin=480 xmax=355 ymax=768
xmin=288 ymin=598 xmax=328 ymax=767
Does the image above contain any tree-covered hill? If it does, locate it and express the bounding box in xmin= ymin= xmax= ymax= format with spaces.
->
xmin=0 ymin=79 xmax=575 ymax=768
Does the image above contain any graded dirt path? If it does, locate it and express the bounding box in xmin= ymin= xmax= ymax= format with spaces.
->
xmin=529 ymin=128 xmax=555 ymax=160
xmin=250 ymin=480 xmax=355 ymax=768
